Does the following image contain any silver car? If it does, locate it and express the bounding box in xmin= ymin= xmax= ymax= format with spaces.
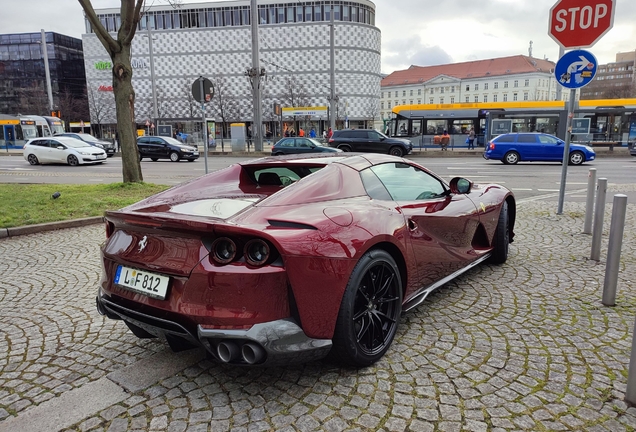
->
xmin=24 ymin=137 xmax=107 ymax=166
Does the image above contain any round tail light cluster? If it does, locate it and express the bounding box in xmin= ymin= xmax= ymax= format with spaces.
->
xmin=210 ymin=237 xmax=275 ymax=267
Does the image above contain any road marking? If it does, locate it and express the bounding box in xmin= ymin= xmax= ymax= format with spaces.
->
xmin=537 ymin=189 xmax=560 ymax=192
xmin=512 ymin=188 xmax=533 ymax=191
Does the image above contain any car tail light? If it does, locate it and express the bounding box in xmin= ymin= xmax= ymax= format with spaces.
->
xmin=244 ymin=239 xmax=270 ymax=266
xmin=489 ymin=142 xmax=495 ymax=150
xmin=211 ymin=237 xmax=237 ymax=265
xmin=105 ymin=220 xmax=115 ymax=238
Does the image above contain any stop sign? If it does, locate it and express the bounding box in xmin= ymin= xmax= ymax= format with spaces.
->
xmin=549 ymin=0 xmax=615 ymax=49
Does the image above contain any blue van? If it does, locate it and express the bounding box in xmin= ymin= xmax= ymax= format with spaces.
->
xmin=484 ymin=132 xmax=595 ymax=165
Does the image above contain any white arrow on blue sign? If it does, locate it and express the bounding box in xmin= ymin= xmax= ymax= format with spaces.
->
xmin=554 ymin=49 xmax=598 ymax=89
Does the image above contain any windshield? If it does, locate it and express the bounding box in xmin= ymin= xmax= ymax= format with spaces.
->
xmin=75 ymin=133 xmax=99 ymax=142
xmin=307 ymin=138 xmax=325 ymax=147
xmin=51 ymin=125 xmax=65 ymax=135
xmin=163 ymin=136 xmax=192 ymax=146
xmin=22 ymin=125 xmax=38 ymax=139
xmin=60 ymin=139 xmax=92 ymax=149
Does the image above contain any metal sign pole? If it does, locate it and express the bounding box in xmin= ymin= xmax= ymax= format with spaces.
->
xmin=557 ymin=88 xmax=576 ymax=214
xmin=199 ymin=77 xmax=208 ymax=174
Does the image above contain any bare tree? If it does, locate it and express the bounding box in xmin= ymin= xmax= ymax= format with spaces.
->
xmin=57 ymin=89 xmax=89 ymax=132
xmin=18 ymin=83 xmax=49 ymax=116
xmin=78 ymin=0 xmax=144 ymax=182
xmin=211 ymin=76 xmax=239 ymax=150
xmin=87 ymin=86 xmax=116 ymax=139
xmin=281 ymin=76 xmax=310 ymax=132
xmin=364 ymin=99 xmax=379 ymax=129
xmin=181 ymin=83 xmax=197 ymax=118
xmin=602 ymin=83 xmax=636 ymax=99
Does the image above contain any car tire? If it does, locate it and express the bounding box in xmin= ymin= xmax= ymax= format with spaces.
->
xmin=389 ymin=146 xmax=404 ymax=157
xmin=489 ymin=201 xmax=509 ymax=264
xmin=169 ymin=152 xmax=180 ymax=162
xmin=67 ymin=154 xmax=79 ymax=166
xmin=151 ymin=158 xmax=158 ymax=162
xmin=331 ymin=249 xmax=402 ymax=367
xmin=569 ymin=151 xmax=585 ymax=165
xmin=503 ymin=151 xmax=520 ymax=165
xmin=27 ymin=154 xmax=39 ymax=165
xmin=338 ymin=145 xmax=352 ymax=152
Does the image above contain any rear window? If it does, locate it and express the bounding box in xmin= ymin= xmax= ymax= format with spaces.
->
xmin=494 ymin=134 xmax=516 ymax=143
xmin=517 ymin=135 xmax=538 ymax=143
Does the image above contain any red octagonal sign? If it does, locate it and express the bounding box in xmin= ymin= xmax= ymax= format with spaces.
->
xmin=549 ymin=0 xmax=615 ymax=49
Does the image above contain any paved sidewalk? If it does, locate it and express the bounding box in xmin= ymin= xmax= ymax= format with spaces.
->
xmin=1 ymin=186 xmax=636 ymax=431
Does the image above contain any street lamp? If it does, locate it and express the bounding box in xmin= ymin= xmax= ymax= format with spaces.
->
xmin=40 ymin=29 xmax=54 ymax=112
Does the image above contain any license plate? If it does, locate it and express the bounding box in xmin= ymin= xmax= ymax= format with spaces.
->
xmin=114 ymin=265 xmax=170 ymax=299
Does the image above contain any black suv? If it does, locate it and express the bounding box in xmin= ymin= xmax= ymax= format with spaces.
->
xmin=328 ymin=129 xmax=413 ymax=157
xmin=137 ymin=136 xmax=199 ymax=162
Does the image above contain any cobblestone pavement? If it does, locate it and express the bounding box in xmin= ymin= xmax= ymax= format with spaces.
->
xmin=2 ymin=186 xmax=636 ymax=431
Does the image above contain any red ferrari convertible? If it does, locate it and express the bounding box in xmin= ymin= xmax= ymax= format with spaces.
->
xmin=97 ymin=153 xmax=515 ymax=367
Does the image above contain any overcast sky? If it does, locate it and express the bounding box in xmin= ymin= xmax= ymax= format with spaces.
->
xmin=1 ymin=0 xmax=634 ymax=74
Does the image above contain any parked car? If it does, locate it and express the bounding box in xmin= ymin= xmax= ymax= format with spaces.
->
xmin=96 ymin=153 xmax=515 ymax=367
xmin=328 ymin=129 xmax=413 ymax=157
xmin=271 ymin=137 xmax=342 ymax=155
xmin=137 ymin=136 xmax=199 ymax=162
xmin=57 ymin=133 xmax=116 ymax=157
xmin=23 ymin=137 xmax=107 ymax=166
xmin=483 ymin=132 xmax=595 ymax=165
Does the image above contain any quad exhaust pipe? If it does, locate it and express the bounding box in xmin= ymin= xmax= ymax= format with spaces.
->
xmin=215 ymin=340 xmax=266 ymax=364
xmin=217 ymin=341 xmax=240 ymax=363
xmin=241 ymin=343 xmax=266 ymax=364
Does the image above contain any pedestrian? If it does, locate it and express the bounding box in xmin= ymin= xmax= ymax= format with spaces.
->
xmin=246 ymin=125 xmax=253 ymax=147
xmin=309 ymin=128 xmax=316 ymax=138
xmin=327 ymin=127 xmax=333 ymax=140
xmin=299 ymin=128 xmax=305 ymax=137
xmin=322 ymin=130 xmax=327 ymax=139
xmin=440 ymin=129 xmax=450 ymax=151
xmin=468 ymin=128 xmax=475 ymax=150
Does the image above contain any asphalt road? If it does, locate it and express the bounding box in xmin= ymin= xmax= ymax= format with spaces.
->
xmin=1 ymin=153 xmax=635 ymax=203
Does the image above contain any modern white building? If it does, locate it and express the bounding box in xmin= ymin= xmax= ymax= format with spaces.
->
xmin=82 ymin=0 xmax=381 ymax=139
xmin=378 ymin=55 xmax=570 ymax=129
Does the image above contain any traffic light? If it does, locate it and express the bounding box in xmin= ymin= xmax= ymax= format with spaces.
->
xmin=51 ymin=110 xmax=61 ymax=118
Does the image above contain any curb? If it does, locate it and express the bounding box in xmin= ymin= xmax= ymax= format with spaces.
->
xmin=0 ymin=216 xmax=104 ymax=239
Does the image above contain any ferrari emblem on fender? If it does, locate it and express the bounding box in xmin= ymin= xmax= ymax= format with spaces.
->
xmin=138 ymin=235 xmax=148 ymax=252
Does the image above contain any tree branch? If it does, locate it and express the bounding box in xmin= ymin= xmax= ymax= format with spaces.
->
xmin=122 ymin=0 xmax=145 ymax=45
xmin=78 ymin=0 xmax=119 ymax=55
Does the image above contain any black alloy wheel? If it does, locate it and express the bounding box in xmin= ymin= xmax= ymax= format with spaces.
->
xmin=331 ymin=249 xmax=402 ymax=367
xmin=389 ymin=146 xmax=404 ymax=157
xmin=27 ymin=154 xmax=39 ymax=165
xmin=67 ymin=154 xmax=79 ymax=166
xmin=338 ymin=145 xmax=352 ymax=152
xmin=489 ymin=201 xmax=509 ymax=264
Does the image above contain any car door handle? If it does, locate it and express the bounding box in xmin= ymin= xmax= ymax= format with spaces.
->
xmin=408 ymin=219 xmax=417 ymax=231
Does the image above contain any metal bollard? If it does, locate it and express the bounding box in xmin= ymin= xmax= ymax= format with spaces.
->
xmin=583 ymin=168 xmax=597 ymax=234
xmin=590 ymin=178 xmax=608 ymax=261
xmin=602 ymin=194 xmax=628 ymax=306
xmin=625 ymin=316 xmax=636 ymax=405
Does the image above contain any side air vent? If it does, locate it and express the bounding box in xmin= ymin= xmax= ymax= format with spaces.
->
xmin=268 ymin=220 xmax=318 ymax=230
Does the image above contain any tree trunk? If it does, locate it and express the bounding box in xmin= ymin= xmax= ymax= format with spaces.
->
xmin=112 ymin=49 xmax=143 ymax=183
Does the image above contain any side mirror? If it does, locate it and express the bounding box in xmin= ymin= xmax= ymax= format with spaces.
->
xmin=449 ymin=177 xmax=472 ymax=194
xmin=56 ymin=146 xmax=65 ymax=150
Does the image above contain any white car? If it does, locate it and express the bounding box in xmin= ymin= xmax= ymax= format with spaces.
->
xmin=24 ymin=137 xmax=107 ymax=166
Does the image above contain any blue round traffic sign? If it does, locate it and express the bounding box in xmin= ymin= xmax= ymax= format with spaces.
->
xmin=554 ymin=49 xmax=598 ymax=89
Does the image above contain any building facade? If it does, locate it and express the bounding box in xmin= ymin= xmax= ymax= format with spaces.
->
xmin=379 ymin=55 xmax=565 ymax=129
xmin=83 ymin=0 xmax=381 ymax=138
xmin=0 ymin=32 xmax=88 ymax=118
xmin=580 ymin=51 xmax=636 ymax=100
